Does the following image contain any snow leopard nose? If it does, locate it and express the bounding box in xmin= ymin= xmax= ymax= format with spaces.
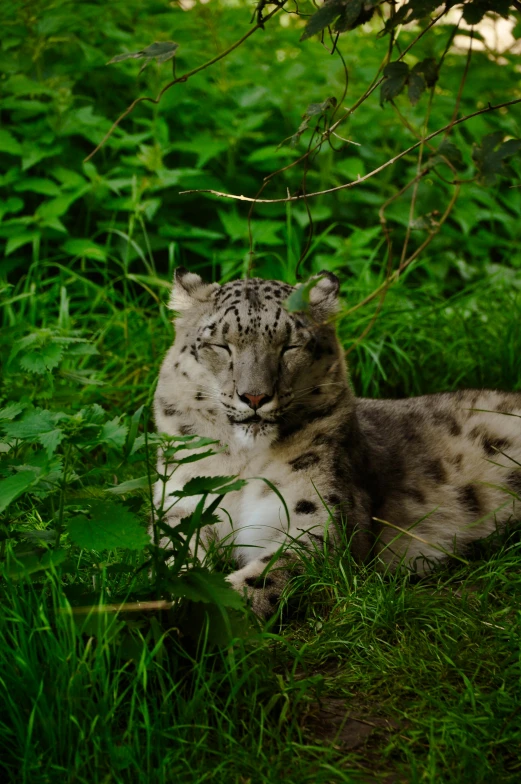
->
xmin=239 ymin=393 xmax=272 ymax=410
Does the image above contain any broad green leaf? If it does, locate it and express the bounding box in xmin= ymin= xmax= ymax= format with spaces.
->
xmin=19 ymin=342 xmax=63 ymax=374
xmin=408 ymin=72 xmax=425 ymax=106
xmin=2 ymin=410 xmax=66 ymax=456
xmin=334 ymin=0 xmax=363 ymax=32
xmin=169 ymin=568 xmax=244 ymax=608
xmin=68 ymin=500 xmax=150 ymax=551
xmin=0 ymin=129 xmax=22 ymax=156
xmin=36 ymin=195 xmax=77 ymax=220
xmin=13 ymin=528 xmax=57 ymax=544
xmin=429 ymin=139 xmax=464 ymax=170
xmin=107 ymin=474 xmax=158 ymax=494
xmin=175 ymin=449 xmax=220 ymax=465
xmin=100 ymin=417 xmax=128 ymax=449
xmin=5 ymin=232 xmax=40 ymax=256
xmin=61 ymin=238 xmax=107 ymax=260
xmin=108 ymin=41 xmax=179 ymax=72
xmin=0 ymin=470 xmax=40 ymax=513
xmin=3 ymin=548 xmax=67 ymax=579
xmin=38 ymin=428 xmax=64 ymax=458
xmin=473 ymin=133 xmax=521 ymax=186
xmin=13 ymin=178 xmax=61 ymax=196
xmin=380 ymin=62 xmax=409 ymax=104
xmin=22 ymin=144 xmax=63 ymax=172
xmin=0 ymin=196 xmax=24 ymax=220
xmin=284 ymin=276 xmax=323 ymax=314
xmin=172 ymin=475 xmax=247 ymax=498
xmin=300 ymin=0 xmax=346 ymax=42
xmin=0 ymin=403 xmax=25 ymax=421
xmin=413 ymin=57 xmax=438 ymax=87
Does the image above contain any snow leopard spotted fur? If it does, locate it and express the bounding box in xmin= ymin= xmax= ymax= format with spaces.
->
xmin=153 ymin=267 xmax=521 ymax=618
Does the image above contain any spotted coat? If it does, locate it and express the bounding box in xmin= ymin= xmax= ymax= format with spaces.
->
xmin=154 ymin=268 xmax=521 ymax=617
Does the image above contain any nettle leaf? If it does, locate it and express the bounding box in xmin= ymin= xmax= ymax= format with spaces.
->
xmin=169 ymin=568 xmax=244 ymax=609
xmin=68 ymin=500 xmax=150 ymax=551
xmin=380 ymin=62 xmax=409 ymax=104
xmin=100 ymin=417 xmax=128 ymax=450
xmin=284 ymin=276 xmax=323 ymax=314
xmin=160 ymin=435 xmax=220 ymax=460
xmin=2 ymin=410 xmax=66 ymax=456
xmin=0 ymin=129 xmax=22 ymax=156
xmin=172 ymin=475 xmax=247 ymax=498
xmin=108 ymin=41 xmax=179 ymax=73
xmin=0 ymin=470 xmax=41 ymax=514
xmin=175 ymin=449 xmax=221 ymax=465
xmin=379 ymin=0 xmax=440 ymax=35
xmin=19 ymin=342 xmax=64 ymax=374
xmin=3 ymin=548 xmax=67 ymax=579
xmin=107 ymin=474 xmax=158 ymax=495
xmin=300 ymin=0 xmax=346 ymax=41
xmin=473 ymin=133 xmax=521 ymax=186
xmin=0 ymin=403 xmax=26 ymax=421
xmin=38 ymin=428 xmax=65 ymax=457
xmin=177 ymin=507 xmax=221 ymax=534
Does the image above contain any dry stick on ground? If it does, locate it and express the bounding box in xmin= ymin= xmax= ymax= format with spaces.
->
xmin=83 ymin=1 xmax=288 ymax=163
xmin=181 ymin=98 xmax=521 ymax=203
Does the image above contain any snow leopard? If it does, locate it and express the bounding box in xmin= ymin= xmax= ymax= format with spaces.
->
xmin=153 ymin=267 xmax=521 ymax=617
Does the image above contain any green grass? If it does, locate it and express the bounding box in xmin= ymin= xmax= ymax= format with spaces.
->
xmin=2 ymin=1 xmax=521 ymax=779
xmin=1 ymin=256 xmax=521 ymax=784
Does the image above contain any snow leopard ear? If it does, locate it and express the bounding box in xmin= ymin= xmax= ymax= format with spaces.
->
xmin=307 ymin=270 xmax=340 ymax=320
xmin=169 ymin=267 xmax=220 ymax=311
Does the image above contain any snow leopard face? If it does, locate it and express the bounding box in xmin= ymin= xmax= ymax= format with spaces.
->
xmin=157 ymin=268 xmax=346 ymax=445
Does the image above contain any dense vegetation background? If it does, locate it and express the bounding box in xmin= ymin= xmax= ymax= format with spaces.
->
xmin=1 ymin=1 xmax=521 ymax=781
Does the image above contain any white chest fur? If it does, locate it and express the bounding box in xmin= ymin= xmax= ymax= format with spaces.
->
xmin=155 ymin=439 xmax=324 ymax=564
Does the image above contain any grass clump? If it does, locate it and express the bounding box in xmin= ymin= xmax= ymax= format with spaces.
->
xmin=1 ymin=262 xmax=521 ymax=783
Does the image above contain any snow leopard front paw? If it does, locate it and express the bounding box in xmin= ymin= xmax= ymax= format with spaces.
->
xmin=226 ymin=557 xmax=289 ymax=619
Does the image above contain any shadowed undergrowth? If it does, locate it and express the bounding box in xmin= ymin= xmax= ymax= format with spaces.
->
xmin=1 ymin=261 xmax=520 ymax=783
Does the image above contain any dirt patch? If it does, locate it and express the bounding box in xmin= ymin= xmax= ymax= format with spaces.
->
xmin=302 ymin=696 xmax=407 ymax=782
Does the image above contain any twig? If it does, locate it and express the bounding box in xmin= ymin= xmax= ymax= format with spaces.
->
xmin=180 ymin=98 xmax=521 ymax=203
xmin=342 ymin=182 xmax=460 ymax=322
xmin=84 ymin=2 xmax=288 ymax=162
xmin=444 ymin=26 xmax=474 ymax=138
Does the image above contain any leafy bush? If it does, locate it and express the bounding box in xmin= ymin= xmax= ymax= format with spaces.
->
xmin=1 ymin=2 xmax=521 ymax=780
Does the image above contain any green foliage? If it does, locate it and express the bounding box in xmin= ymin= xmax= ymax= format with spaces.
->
xmin=108 ymin=40 xmax=179 ymax=73
xmin=1 ymin=0 xmax=521 ymax=780
xmin=472 ymin=132 xmax=521 ymax=186
xmin=284 ymin=275 xmax=324 ymax=313
xmin=68 ymin=499 xmax=150 ymax=550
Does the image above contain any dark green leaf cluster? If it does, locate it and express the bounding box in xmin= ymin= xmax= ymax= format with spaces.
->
xmin=300 ymin=0 xmax=379 ymax=41
xmin=380 ymin=59 xmax=438 ymax=106
xmin=472 ymin=132 xmax=521 ymax=186
xmin=0 ymin=389 xmax=244 ymax=613
xmin=108 ymin=41 xmax=179 ymax=75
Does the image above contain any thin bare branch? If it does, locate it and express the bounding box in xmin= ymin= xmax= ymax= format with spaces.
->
xmin=343 ymin=181 xmax=460 ymax=322
xmin=84 ymin=2 xmax=288 ymax=162
xmin=180 ymin=98 xmax=521 ymax=203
